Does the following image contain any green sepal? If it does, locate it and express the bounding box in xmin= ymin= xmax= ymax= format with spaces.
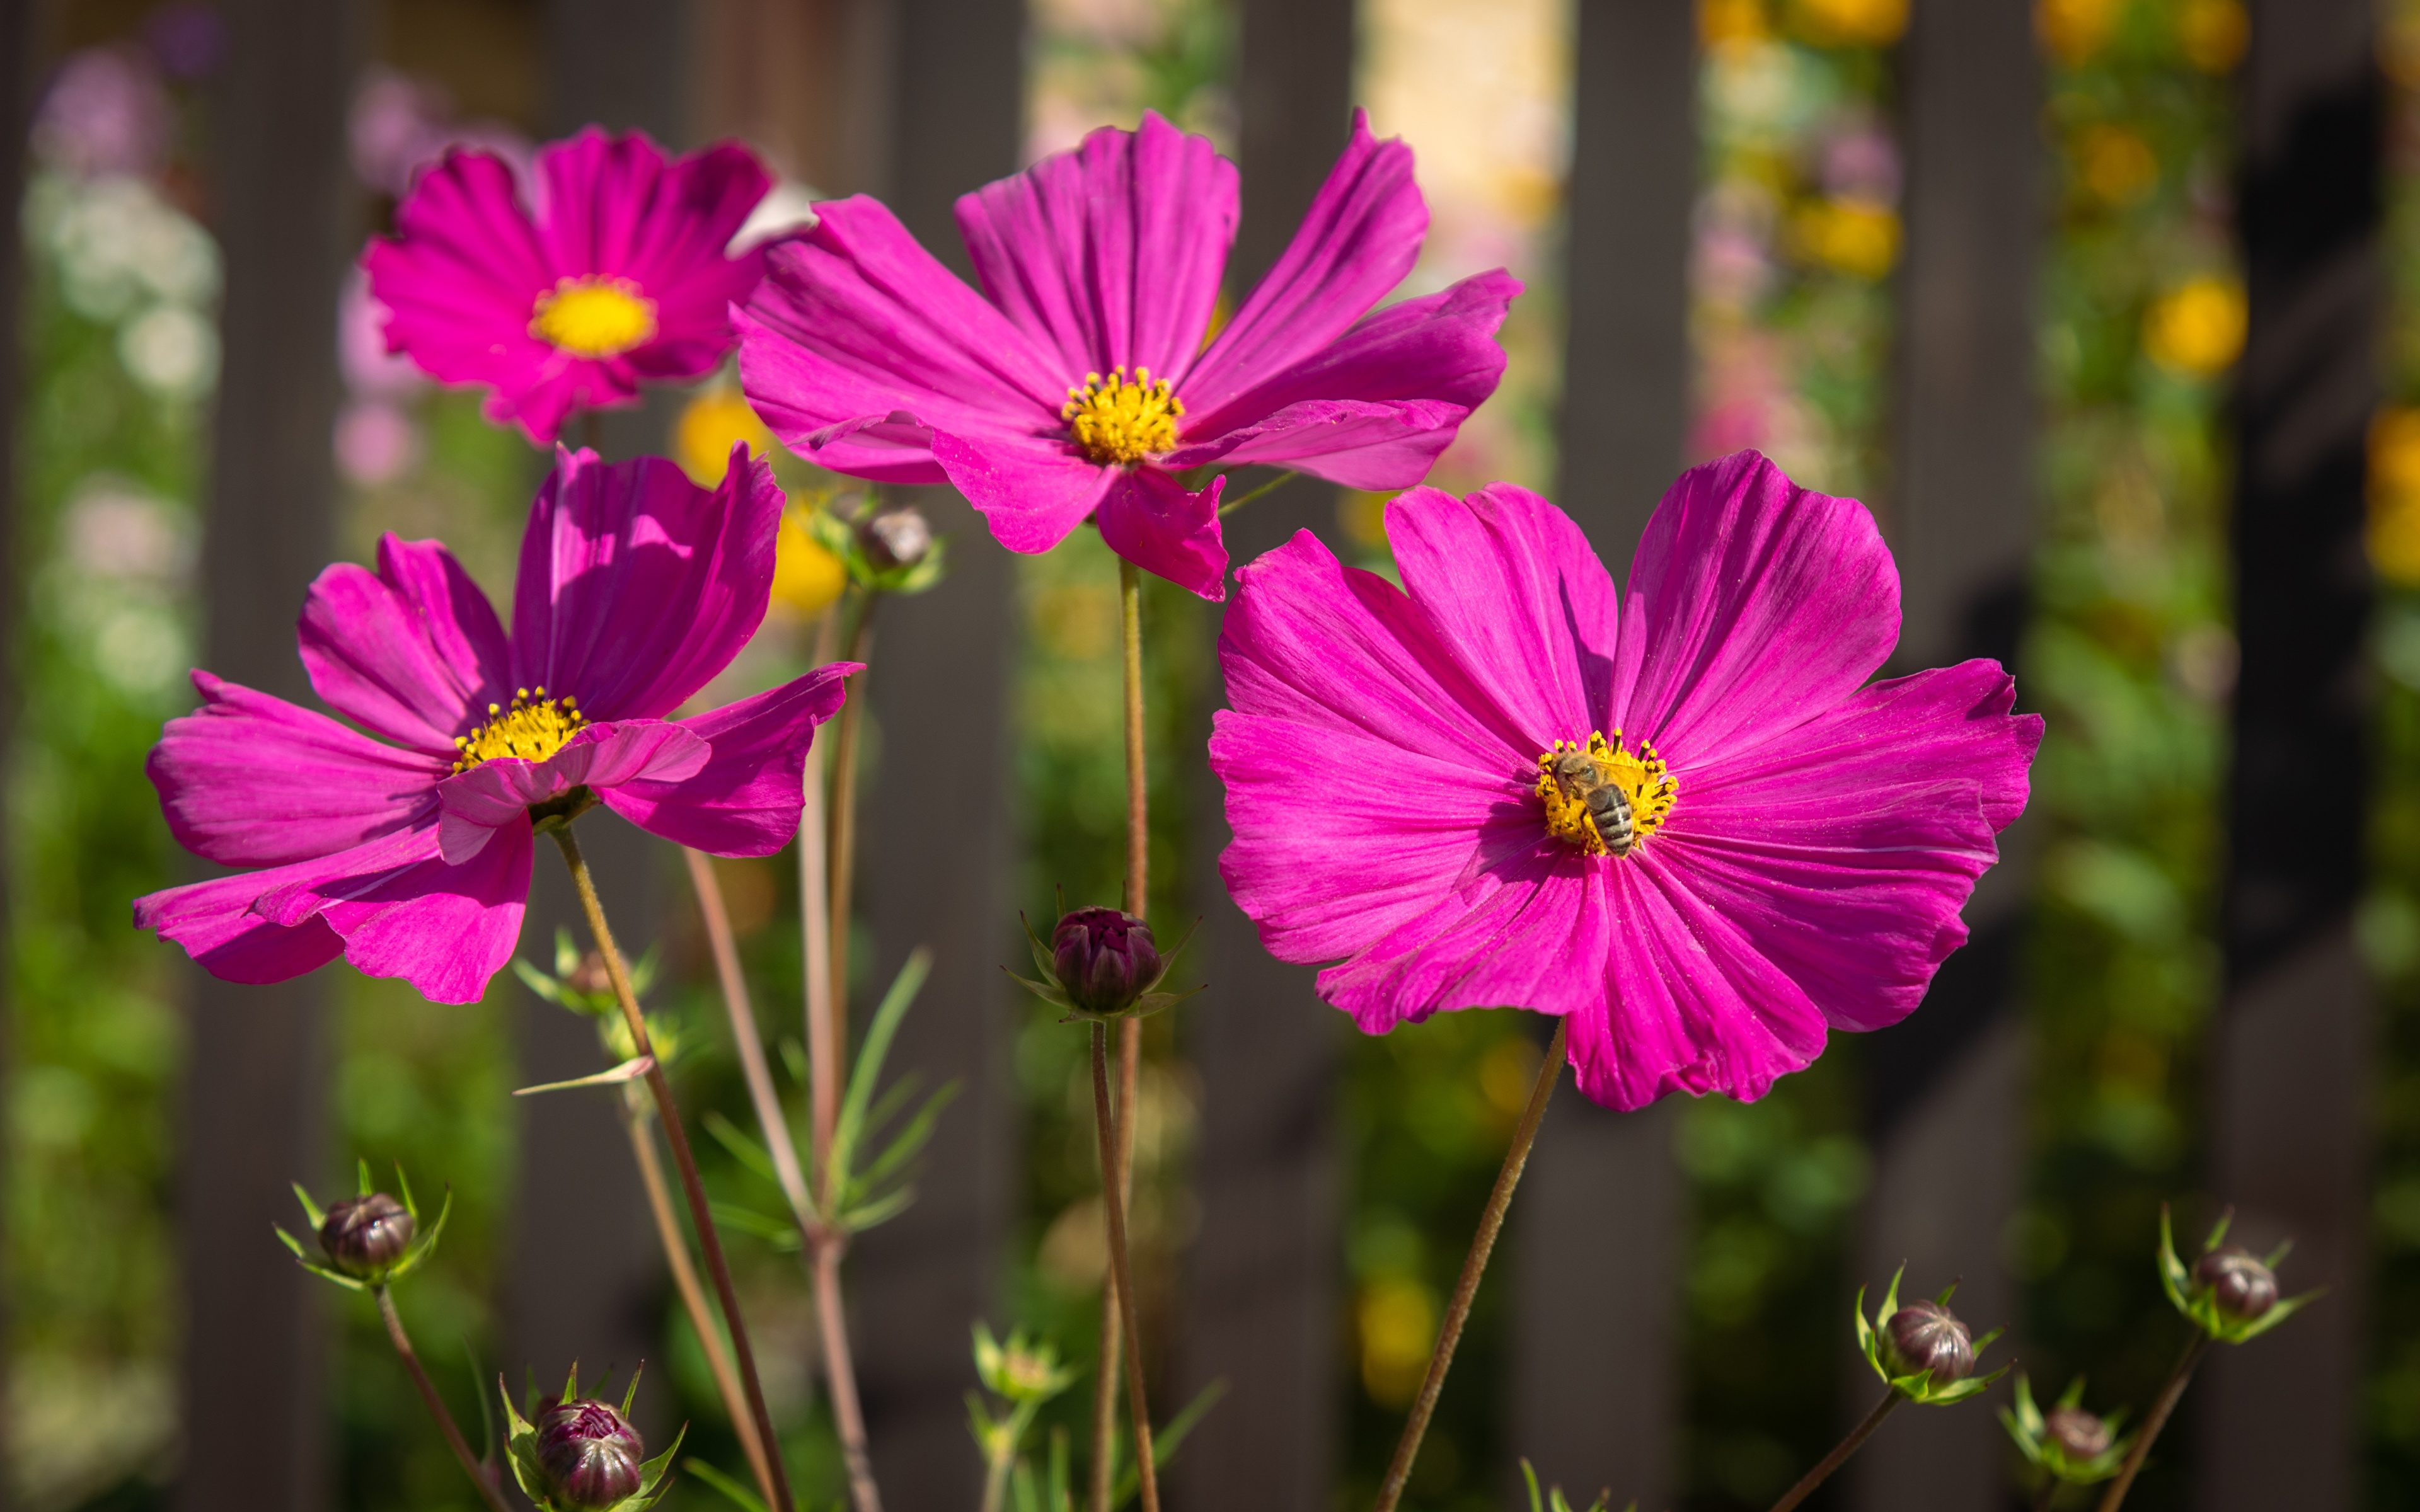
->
xmin=1518 ymin=1457 xmax=1617 ymax=1512
xmin=2158 ymin=1203 xmax=2326 ymax=1344
xmin=811 ymin=503 xmax=950 ymax=596
xmin=1856 ymin=1264 xmax=2005 ymax=1406
xmin=501 ymin=1375 xmax=548 ymax=1506
xmin=277 ymin=1161 xmax=451 ymax=1290
xmin=1998 ymin=1373 xmax=2133 ymax=1485
xmin=1008 ymin=911 xmax=1206 ymax=1023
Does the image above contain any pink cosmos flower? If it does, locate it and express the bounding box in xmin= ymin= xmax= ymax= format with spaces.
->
xmin=134 ymin=447 xmax=854 ymax=1005
xmin=365 ymin=127 xmax=781 ymax=445
xmin=736 ymin=110 xmax=1520 ymax=602
xmin=1209 ymin=451 xmax=2041 ymax=1109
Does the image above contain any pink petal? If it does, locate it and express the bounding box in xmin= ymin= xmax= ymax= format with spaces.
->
xmin=954 ymin=111 xmax=1236 ymax=390
xmin=1180 ymin=110 xmax=1427 ymax=418
xmin=320 ymin=818 xmax=534 ymax=1004
xmin=1095 ymin=468 xmax=1226 ymax=600
xmin=363 ymin=147 xmax=556 ymax=398
xmin=798 ymin=410 xmax=951 ymax=486
xmin=149 ymin=673 xmax=445 ymax=868
xmin=1315 ymin=866 xmax=1606 ymax=1033
xmin=928 ymin=428 xmax=1115 ymax=554
xmin=1162 ymin=398 xmax=1469 ymax=490
xmin=599 ymin=664 xmax=855 ymax=856
xmin=299 ymin=534 xmax=512 ymax=754
xmin=510 ymin=447 xmax=780 ymax=720
xmin=1383 ymin=482 xmax=1618 ymax=751
xmin=436 ymin=721 xmax=710 ymax=863
xmin=1610 ymin=450 xmax=1899 ymax=765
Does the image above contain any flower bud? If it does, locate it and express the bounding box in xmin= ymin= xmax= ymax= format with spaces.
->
xmin=568 ymin=950 xmax=613 ymax=998
xmin=2192 ymin=1244 xmax=2278 ymax=1322
xmin=861 ymin=506 xmax=932 ymax=570
xmin=1051 ymin=907 xmax=1162 ymax=1016
xmin=536 ymin=1397 xmax=645 ymax=1509
xmin=2043 ymin=1404 xmax=2112 ymax=1460
xmin=1881 ymin=1298 xmax=1976 ymax=1387
xmin=319 ymin=1193 xmax=414 ymax=1279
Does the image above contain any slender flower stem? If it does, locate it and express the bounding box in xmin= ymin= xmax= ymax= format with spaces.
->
xmin=1092 ymin=1022 xmax=1160 ymax=1512
xmin=1767 ymin=1389 xmax=1901 ymax=1512
xmin=688 ymin=847 xmax=815 ymax=1216
xmin=1215 ymin=469 xmax=1299 ymax=517
xmin=1373 ymin=1019 xmax=1569 ymax=1512
xmin=800 ymin=643 xmax=841 ymax=1177
xmin=552 ymin=825 xmax=797 ymax=1512
xmin=2032 ymin=1477 xmax=2061 ymax=1512
xmin=619 ymin=1088 xmax=776 ymax=1506
xmin=376 ymin=1285 xmax=514 ymax=1512
xmin=1092 ymin=559 xmax=1152 ymax=1512
xmin=826 ymin=595 xmax=877 ymax=1072
xmin=815 ymin=1237 xmax=885 ymax=1512
xmin=2094 ymin=1333 xmax=2210 ymax=1512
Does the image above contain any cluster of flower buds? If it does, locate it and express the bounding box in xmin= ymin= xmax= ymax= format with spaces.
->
xmin=511 ymin=927 xmax=679 ymax=1096
xmin=503 ymin=1364 xmax=683 ymax=1512
xmin=1854 ymin=1267 xmax=2005 ymax=1406
xmin=973 ymin=1321 xmax=1076 ymax=1406
xmin=2157 ymin=1205 xmax=2315 ymax=1344
xmin=1010 ymin=903 xmax=1202 ymax=1022
xmin=2000 ymin=1373 xmax=2131 ymax=1489
xmin=278 ymin=1160 xmax=450 ymax=1292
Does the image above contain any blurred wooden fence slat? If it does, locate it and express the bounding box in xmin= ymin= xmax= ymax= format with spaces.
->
xmin=2202 ymin=4 xmax=2382 ymax=1506
xmin=0 ymin=2 xmax=34 ymax=1504
xmin=848 ymin=0 xmax=1027 ymax=1503
xmin=1513 ymin=3 xmax=1700 ymax=1505
xmin=178 ymin=4 xmax=363 ymax=1509
xmin=1853 ymin=1 xmax=2042 ymax=1507
xmin=1170 ymin=3 xmax=1354 ymax=1507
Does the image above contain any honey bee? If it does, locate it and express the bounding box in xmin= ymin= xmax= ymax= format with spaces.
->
xmin=1550 ymin=749 xmax=1637 ymax=857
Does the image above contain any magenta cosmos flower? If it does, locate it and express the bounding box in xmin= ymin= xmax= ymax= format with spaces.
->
xmin=736 ymin=110 xmax=1519 ymax=601
xmin=134 ymin=447 xmax=853 ymax=1005
xmin=366 ymin=127 xmax=782 ymax=445
xmin=1210 ymin=451 xmax=2042 ymax=1109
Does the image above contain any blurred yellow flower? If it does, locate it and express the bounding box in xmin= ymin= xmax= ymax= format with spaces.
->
xmin=2143 ymin=276 xmax=2245 ymax=377
xmin=1357 ymin=1276 xmax=1438 ymax=1408
xmin=2037 ymin=0 xmax=2118 ymax=65
xmin=1700 ymin=0 xmax=1770 ymax=50
xmin=1794 ymin=0 xmax=1907 ymax=47
xmin=2078 ymin=124 xmax=2158 ymax=206
xmin=1789 ymin=198 xmax=1901 ymax=280
xmin=2369 ymin=407 xmax=2420 ymax=586
xmin=2177 ymin=0 xmax=2247 ymax=74
xmin=1338 ymin=490 xmax=1392 ymax=548
xmin=773 ymin=507 xmax=846 ymax=619
xmin=674 ymin=387 xmax=775 ymax=485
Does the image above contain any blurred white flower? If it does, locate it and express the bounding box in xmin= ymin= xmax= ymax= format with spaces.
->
xmin=117 ymin=304 xmax=218 ymax=398
xmin=64 ymin=483 xmax=194 ymax=584
xmin=35 ymin=174 xmax=219 ymax=323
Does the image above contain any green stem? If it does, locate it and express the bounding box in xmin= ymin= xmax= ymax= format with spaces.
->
xmin=2094 ymin=1333 xmax=2210 ymax=1512
xmin=1372 ymin=1019 xmax=1569 ymax=1512
xmin=1215 ymin=469 xmax=1299 ymax=517
xmin=376 ymin=1285 xmax=514 ymax=1512
xmin=1767 ymin=1389 xmax=1901 ymax=1512
xmin=552 ymin=825 xmax=797 ymax=1512
xmin=1092 ymin=1022 xmax=1160 ymax=1512
xmin=825 ymin=594 xmax=877 ymax=1087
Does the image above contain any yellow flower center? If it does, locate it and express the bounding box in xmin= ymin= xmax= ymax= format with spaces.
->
xmin=529 ymin=277 xmax=659 ymax=358
xmin=1535 ymin=731 xmax=1677 ymax=858
xmin=452 ymin=689 xmax=587 ymax=773
xmin=1061 ymin=367 xmax=1183 ymax=466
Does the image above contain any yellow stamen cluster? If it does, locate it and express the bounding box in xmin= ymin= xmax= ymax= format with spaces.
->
xmin=529 ymin=276 xmax=659 ymax=358
xmin=1535 ymin=730 xmax=1677 ymax=857
xmin=1061 ymin=366 xmax=1183 ymax=466
xmin=452 ymin=689 xmax=587 ymax=773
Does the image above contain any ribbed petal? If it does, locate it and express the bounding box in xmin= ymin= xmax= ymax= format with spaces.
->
xmin=135 ymin=859 xmax=352 ymax=986
xmin=510 ymin=447 xmax=780 ymax=721
xmin=436 ymin=721 xmax=710 ymax=864
xmin=1161 ymin=399 xmax=1468 ymax=490
xmin=1095 ymin=467 xmax=1226 ymax=600
xmin=954 ymin=111 xmax=1236 ymax=389
xmin=1610 ymin=450 xmax=1899 ymax=765
xmin=1317 ymin=864 xmax=1607 ymax=1031
xmin=600 ymin=664 xmax=855 ymax=856
xmin=1383 ymin=482 xmax=1618 ymax=750
xmin=362 ymin=147 xmax=558 ymax=415
xmin=300 ymin=535 xmax=513 ymax=755
xmin=735 ymin=197 xmax=1069 ymax=474
xmin=1180 ymin=110 xmax=1427 ymax=418
xmin=149 ymin=673 xmax=444 ymax=868
xmin=928 ymin=428 xmax=1115 ymax=554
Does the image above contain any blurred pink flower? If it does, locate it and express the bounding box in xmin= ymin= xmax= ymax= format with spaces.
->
xmin=350 ymin=67 xmax=533 ymax=198
xmin=33 ymin=49 xmax=170 ymax=179
xmin=338 ymin=270 xmax=426 ymax=398
xmin=1822 ymin=125 xmax=1901 ymax=205
xmin=364 ymin=127 xmax=778 ymax=444
xmin=1209 ymin=452 xmax=2039 ymax=1109
xmin=335 ymin=400 xmax=422 ymax=486
xmin=135 ymin=447 xmax=855 ymax=1004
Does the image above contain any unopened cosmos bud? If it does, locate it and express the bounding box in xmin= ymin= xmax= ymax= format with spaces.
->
xmin=536 ymin=1397 xmax=645 ymax=1509
xmin=2043 ymin=1405 xmax=2112 ymax=1460
xmin=319 ymin=1193 xmax=414 ymax=1278
xmin=2193 ymin=1245 xmax=2278 ymax=1322
xmin=567 ymin=950 xmax=613 ymax=998
xmin=1882 ymin=1298 xmax=1976 ymax=1387
xmin=861 ymin=506 xmax=931 ymax=570
xmin=1051 ymin=907 xmax=1161 ymax=1017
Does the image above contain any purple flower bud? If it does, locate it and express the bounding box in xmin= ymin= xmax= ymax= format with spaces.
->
xmin=2044 ymin=1405 xmax=2112 ymax=1460
xmin=2192 ymin=1245 xmax=2278 ymax=1322
xmin=861 ymin=506 xmax=932 ymax=570
xmin=536 ymin=1397 xmax=645 ymax=1509
xmin=1051 ymin=907 xmax=1162 ymax=1016
xmin=318 ymin=1193 xmax=414 ymax=1278
xmin=1881 ymin=1298 xmax=1976 ymax=1387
